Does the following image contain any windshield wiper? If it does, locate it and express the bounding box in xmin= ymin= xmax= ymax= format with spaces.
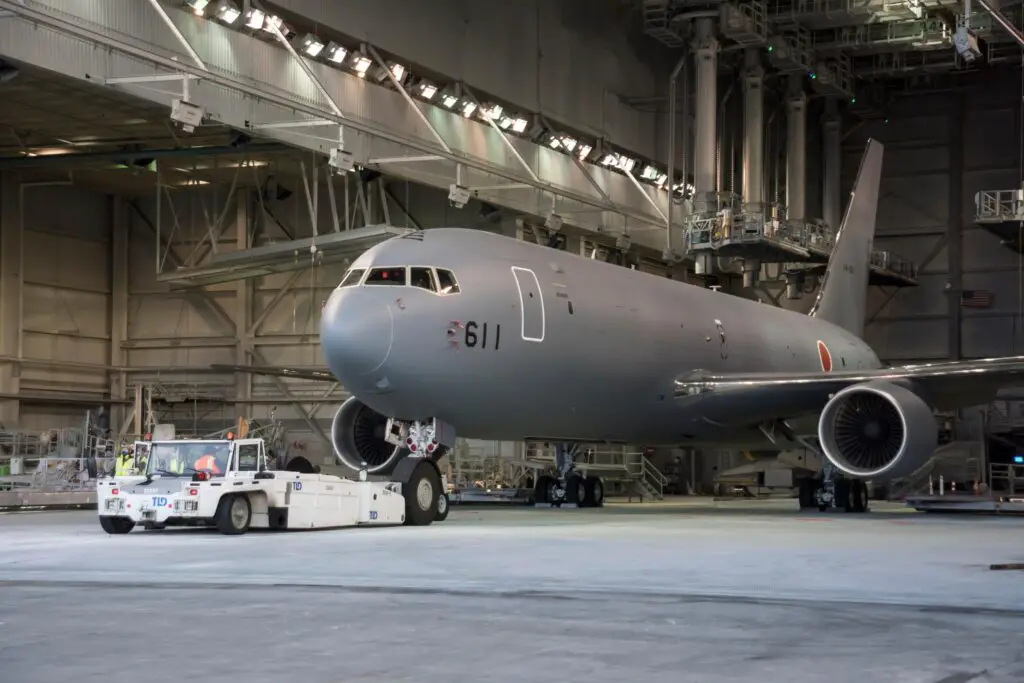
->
xmin=151 ymin=466 xmax=198 ymax=478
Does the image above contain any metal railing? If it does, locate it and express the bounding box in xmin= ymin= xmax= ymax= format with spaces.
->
xmin=990 ymin=463 xmax=1024 ymax=496
xmin=975 ymin=189 xmax=1024 ymax=223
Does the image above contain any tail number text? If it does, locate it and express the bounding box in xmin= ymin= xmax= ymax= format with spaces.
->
xmin=464 ymin=321 xmax=500 ymax=350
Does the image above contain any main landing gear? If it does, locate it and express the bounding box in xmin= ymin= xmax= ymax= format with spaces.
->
xmin=798 ymin=462 xmax=870 ymax=514
xmin=532 ymin=443 xmax=605 ymax=508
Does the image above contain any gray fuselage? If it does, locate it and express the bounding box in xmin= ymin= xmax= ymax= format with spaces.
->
xmin=320 ymin=228 xmax=882 ymax=446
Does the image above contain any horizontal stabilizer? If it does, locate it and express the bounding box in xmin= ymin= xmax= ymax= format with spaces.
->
xmin=210 ymin=364 xmax=336 ymax=382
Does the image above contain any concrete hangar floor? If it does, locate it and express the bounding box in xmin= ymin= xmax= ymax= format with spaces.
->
xmin=1 ymin=500 xmax=1023 ymax=683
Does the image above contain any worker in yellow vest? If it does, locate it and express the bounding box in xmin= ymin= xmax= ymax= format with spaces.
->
xmin=114 ymin=448 xmax=134 ymax=477
xmin=169 ymin=449 xmax=186 ymax=474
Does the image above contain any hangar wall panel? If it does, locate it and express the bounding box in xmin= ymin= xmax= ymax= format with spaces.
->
xmin=273 ymin=0 xmax=661 ymax=160
xmin=847 ymin=82 xmax=1024 ymax=361
xmin=18 ymin=183 xmax=112 ymax=428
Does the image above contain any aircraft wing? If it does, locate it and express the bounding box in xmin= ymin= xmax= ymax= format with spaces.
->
xmin=673 ymin=356 xmax=1024 ymax=423
xmin=210 ymin=364 xmax=337 ymax=382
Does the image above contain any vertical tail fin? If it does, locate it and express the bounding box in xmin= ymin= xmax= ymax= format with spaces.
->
xmin=807 ymin=138 xmax=884 ymax=339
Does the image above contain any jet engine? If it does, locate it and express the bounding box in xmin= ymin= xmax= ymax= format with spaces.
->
xmin=331 ymin=397 xmax=408 ymax=475
xmin=817 ymin=380 xmax=937 ymax=480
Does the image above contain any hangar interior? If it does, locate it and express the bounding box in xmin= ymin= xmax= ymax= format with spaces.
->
xmin=1 ymin=0 xmax=1024 ymax=500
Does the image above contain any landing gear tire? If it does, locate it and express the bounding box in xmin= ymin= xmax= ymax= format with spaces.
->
xmin=584 ymin=476 xmax=604 ymax=508
xmin=547 ymin=478 xmax=567 ymax=507
xmin=849 ymin=480 xmax=869 ymax=514
xmin=401 ymin=459 xmax=442 ymax=526
xmin=100 ymin=516 xmax=134 ymax=535
xmin=534 ymin=474 xmax=554 ymax=504
xmin=797 ymin=479 xmax=816 ymax=510
xmin=435 ymin=491 xmax=450 ymax=522
xmin=565 ymin=474 xmax=587 ymax=507
xmin=215 ymin=494 xmax=251 ymax=535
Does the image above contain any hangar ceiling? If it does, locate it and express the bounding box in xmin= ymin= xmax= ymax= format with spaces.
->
xmin=640 ymin=0 xmax=1024 ymax=94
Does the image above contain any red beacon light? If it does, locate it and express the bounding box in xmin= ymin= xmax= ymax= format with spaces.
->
xmin=192 ymin=471 xmax=211 ymax=482
xmin=111 ymin=488 xmax=119 ymax=495
xmin=188 ymin=488 xmax=198 ymax=496
xmin=143 ymin=433 xmax=151 ymax=440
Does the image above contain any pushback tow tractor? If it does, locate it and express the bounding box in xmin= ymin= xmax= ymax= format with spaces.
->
xmin=96 ymin=436 xmax=449 ymax=534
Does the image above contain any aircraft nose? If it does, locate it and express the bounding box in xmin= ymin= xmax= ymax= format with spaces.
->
xmin=320 ymin=289 xmax=394 ymax=379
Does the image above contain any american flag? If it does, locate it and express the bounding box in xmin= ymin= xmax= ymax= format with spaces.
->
xmin=960 ymin=289 xmax=995 ymax=309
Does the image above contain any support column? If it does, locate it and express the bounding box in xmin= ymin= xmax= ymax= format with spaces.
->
xmin=741 ymin=48 xmax=765 ymax=289
xmin=0 ymin=173 xmax=22 ymax=426
xmin=741 ymin=48 xmax=764 ymax=209
xmin=785 ymin=74 xmax=808 ymax=222
xmin=947 ymin=95 xmax=965 ymax=360
xmin=822 ymin=98 xmax=842 ymax=232
xmin=110 ymin=197 xmax=129 ymax=434
xmin=235 ymin=190 xmax=253 ymax=420
xmin=692 ymin=18 xmax=719 ymax=202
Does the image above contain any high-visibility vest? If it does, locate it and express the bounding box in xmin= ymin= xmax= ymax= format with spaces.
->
xmin=194 ymin=454 xmax=221 ymax=474
xmin=114 ymin=454 xmax=133 ymax=477
xmin=169 ymin=457 xmax=185 ymax=474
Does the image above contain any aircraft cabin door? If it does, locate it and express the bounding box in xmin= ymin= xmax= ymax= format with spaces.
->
xmin=511 ymin=266 xmax=546 ymax=342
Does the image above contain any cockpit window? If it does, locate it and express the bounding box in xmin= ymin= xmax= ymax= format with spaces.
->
xmin=339 ymin=268 xmax=364 ymax=287
xmin=436 ymin=269 xmax=460 ymax=295
xmin=409 ymin=267 xmax=435 ymax=292
xmin=364 ymin=267 xmax=407 ymax=286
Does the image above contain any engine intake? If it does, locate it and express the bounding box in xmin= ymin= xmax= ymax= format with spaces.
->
xmin=331 ymin=397 xmax=407 ymax=475
xmin=817 ymin=380 xmax=937 ymax=480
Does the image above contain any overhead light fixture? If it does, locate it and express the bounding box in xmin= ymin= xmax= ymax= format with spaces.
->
xmin=616 ymin=156 xmax=637 ymax=173
xmin=244 ymin=8 xmax=264 ymax=29
xmin=441 ymin=93 xmax=460 ymax=109
xmin=350 ymin=53 xmax=372 ymax=77
xmin=656 ymin=173 xmax=669 ymax=188
xmin=479 ymin=103 xmax=503 ymax=121
xmin=325 ymin=42 xmax=348 ymax=64
xmin=498 ymin=115 xmax=528 ymax=134
xmin=215 ymin=0 xmax=241 ymax=24
xmin=548 ymin=134 xmax=577 ymax=153
xmin=299 ymin=34 xmax=325 ymax=57
xmin=414 ymin=80 xmax=438 ymax=100
xmin=375 ymin=62 xmax=407 ymax=84
xmin=184 ymin=0 xmax=210 ymax=14
xmin=262 ymin=14 xmax=283 ymax=33
xmin=640 ymin=165 xmax=660 ymax=181
xmin=576 ymin=143 xmax=593 ymax=160
xmin=460 ymin=101 xmax=477 ymax=118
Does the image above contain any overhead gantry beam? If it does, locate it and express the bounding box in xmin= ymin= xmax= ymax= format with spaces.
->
xmin=0 ymin=0 xmax=676 ymax=250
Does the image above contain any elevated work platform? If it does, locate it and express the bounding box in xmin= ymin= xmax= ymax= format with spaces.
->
xmin=905 ymin=463 xmax=1024 ymax=515
xmin=157 ymin=224 xmax=412 ymax=288
xmin=974 ymin=189 xmax=1024 ymax=252
xmin=683 ymin=197 xmax=918 ymax=287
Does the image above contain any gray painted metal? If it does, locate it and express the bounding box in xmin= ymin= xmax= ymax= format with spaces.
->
xmin=306 ymin=138 xmax=1024 ymax=454
xmin=0 ymin=0 xmax=671 ymax=249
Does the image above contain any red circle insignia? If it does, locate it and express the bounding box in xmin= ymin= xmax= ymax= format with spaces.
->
xmin=817 ymin=340 xmax=833 ymax=373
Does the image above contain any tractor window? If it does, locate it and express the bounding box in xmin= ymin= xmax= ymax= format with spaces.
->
xmin=364 ymin=267 xmax=407 ymax=286
xmin=235 ymin=443 xmax=261 ymax=472
xmin=409 ymin=267 xmax=436 ymax=292
xmin=435 ymin=269 xmax=460 ymax=295
xmin=339 ymin=268 xmax=365 ymax=287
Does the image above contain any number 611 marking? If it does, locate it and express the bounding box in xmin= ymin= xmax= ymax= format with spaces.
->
xmin=464 ymin=321 xmax=500 ymax=350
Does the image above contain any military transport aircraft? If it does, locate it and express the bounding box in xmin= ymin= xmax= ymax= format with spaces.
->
xmin=221 ymin=139 xmax=1024 ymax=522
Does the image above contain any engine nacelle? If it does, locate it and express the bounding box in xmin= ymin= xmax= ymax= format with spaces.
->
xmin=817 ymin=380 xmax=937 ymax=480
xmin=331 ymin=397 xmax=408 ymax=475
